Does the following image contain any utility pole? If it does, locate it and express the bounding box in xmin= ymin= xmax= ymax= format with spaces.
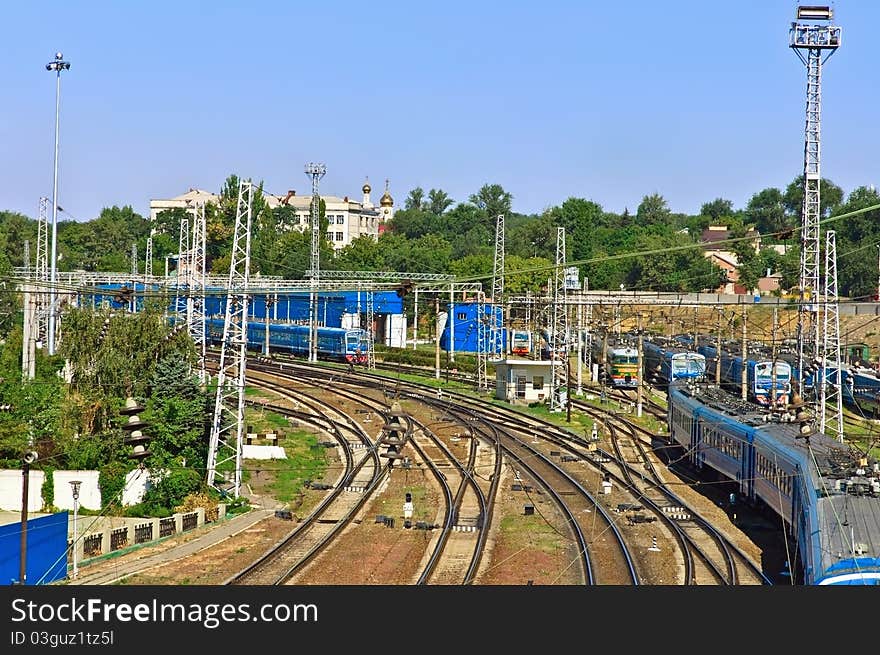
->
xmin=18 ymin=450 xmax=37 ymax=584
xmin=771 ymin=307 xmax=779 ymax=412
xmin=637 ymin=313 xmax=644 ymax=418
xmin=741 ymin=306 xmax=748 ymax=401
xmin=716 ymin=306 xmax=723 ymax=386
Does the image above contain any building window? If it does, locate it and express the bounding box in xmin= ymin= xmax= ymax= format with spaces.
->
xmin=532 ymin=376 xmax=544 ymax=390
xmin=337 ymin=216 xmax=345 ymax=224
xmin=336 ymin=232 xmax=344 ymax=241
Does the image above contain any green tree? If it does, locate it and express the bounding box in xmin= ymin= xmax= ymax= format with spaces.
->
xmin=469 ymin=183 xmax=513 ymax=221
xmin=745 ymin=187 xmax=788 ymax=237
xmin=782 ymin=176 xmax=844 ymax=219
xmin=700 ymin=198 xmax=735 ymax=221
xmin=836 ymin=185 xmax=880 ymax=298
xmin=404 ymin=187 xmax=425 ymax=211
xmin=332 ymin=235 xmax=386 ymax=271
xmin=426 ymin=188 xmax=454 ymax=215
xmin=636 ymin=193 xmax=671 ymax=226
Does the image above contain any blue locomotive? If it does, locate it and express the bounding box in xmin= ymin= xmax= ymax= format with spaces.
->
xmin=667 ymin=381 xmax=880 ymax=585
xmin=205 ymin=318 xmax=370 ymax=365
xmin=642 ymin=339 xmax=706 ymax=385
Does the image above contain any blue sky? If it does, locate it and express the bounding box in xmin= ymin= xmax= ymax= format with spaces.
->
xmin=1 ymin=1 xmax=876 ymax=223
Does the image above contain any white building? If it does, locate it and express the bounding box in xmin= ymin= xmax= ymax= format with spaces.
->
xmin=495 ymin=359 xmax=561 ymax=405
xmin=149 ymin=178 xmax=395 ymax=250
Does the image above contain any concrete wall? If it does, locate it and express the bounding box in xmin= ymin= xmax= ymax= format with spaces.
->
xmin=0 ymin=468 xmax=154 ymax=511
xmin=0 ymin=470 xmax=44 ymax=512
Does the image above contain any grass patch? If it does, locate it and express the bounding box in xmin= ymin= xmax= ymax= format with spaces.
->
xmin=243 ymin=429 xmax=328 ymax=505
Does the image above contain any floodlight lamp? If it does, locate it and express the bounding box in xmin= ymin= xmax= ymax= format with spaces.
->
xmin=797 ymin=6 xmax=832 ymax=21
xmin=55 ymin=52 xmax=63 ymax=59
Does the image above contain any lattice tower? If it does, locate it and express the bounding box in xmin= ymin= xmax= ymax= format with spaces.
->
xmin=175 ymin=217 xmax=189 ymax=320
xmin=35 ymin=197 xmax=49 ymax=345
xmin=366 ymin=290 xmax=376 ymax=369
xmin=489 ymin=213 xmax=505 ymax=359
xmin=821 ymin=229 xmax=843 ymax=442
xmin=206 ymin=179 xmax=254 ymax=497
xmin=790 ymin=10 xmax=840 ymax=400
xmin=550 ymin=227 xmax=568 ymax=412
xmin=188 ymin=201 xmax=207 ymax=384
xmin=144 ymin=236 xmax=153 ymax=277
xmin=305 ymin=162 xmax=326 ymax=363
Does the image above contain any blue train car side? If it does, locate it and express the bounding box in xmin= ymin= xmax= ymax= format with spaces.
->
xmin=667 ymin=382 xmax=880 ymax=585
xmin=205 ymin=318 xmax=369 ymax=364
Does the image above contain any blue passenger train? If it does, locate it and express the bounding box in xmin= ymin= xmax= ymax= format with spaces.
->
xmin=667 ymin=381 xmax=880 ymax=585
xmin=205 ymin=318 xmax=370 ymax=365
xmin=642 ymin=339 xmax=706 ymax=385
xmin=696 ymin=343 xmax=791 ymax=407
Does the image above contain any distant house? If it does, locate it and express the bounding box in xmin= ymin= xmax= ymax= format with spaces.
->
xmin=700 ymin=225 xmax=762 ymax=295
xmin=149 ymin=178 xmax=395 ymax=251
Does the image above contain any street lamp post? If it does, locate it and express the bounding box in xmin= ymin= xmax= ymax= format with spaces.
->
xmin=18 ymin=450 xmax=38 ymax=585
xmin=68 ymin=480 xmax=81 ymax=579
xmin=46 ymin=52 xmax=70 ymax=356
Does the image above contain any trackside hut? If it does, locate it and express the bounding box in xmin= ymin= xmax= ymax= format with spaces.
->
xmin=495 ymin=359 xmax=560 ymax=404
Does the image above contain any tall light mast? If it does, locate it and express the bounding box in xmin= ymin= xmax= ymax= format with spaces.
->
xmin=46 ymin=52 xmax=70 ymax=356
xmin=305 ymin=163 xmax=326 ymax=363
xmin=206 ymin=179 xmax=254 ymax=497
xmin=790 ymin=4 xmax=841 ymax=399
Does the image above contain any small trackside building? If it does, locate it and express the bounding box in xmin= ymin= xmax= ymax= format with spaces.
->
xmin=495 ymin=359 xmax=561 ymax=404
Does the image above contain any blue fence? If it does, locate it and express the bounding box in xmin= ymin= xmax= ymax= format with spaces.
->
xmin=0 ymin=512 xmax=68 ymax=585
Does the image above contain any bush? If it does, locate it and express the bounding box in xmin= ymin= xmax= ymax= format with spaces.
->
xmin=40 ymin=467 xmax=55 ymax=511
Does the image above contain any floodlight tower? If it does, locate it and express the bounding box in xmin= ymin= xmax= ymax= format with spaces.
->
xmin=46 ymin=52 xmax=70 ymax=356
xmin=790 ymin=4 xmax=841 ymax=398
xmin=305 ymin=162 xmax=326 ymax=363
xmin=206 ymin=179 xmax=254 ymax=497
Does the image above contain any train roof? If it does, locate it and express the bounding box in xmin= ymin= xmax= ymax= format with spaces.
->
xmin=671 ymin=380 xmax=880 ymax=576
